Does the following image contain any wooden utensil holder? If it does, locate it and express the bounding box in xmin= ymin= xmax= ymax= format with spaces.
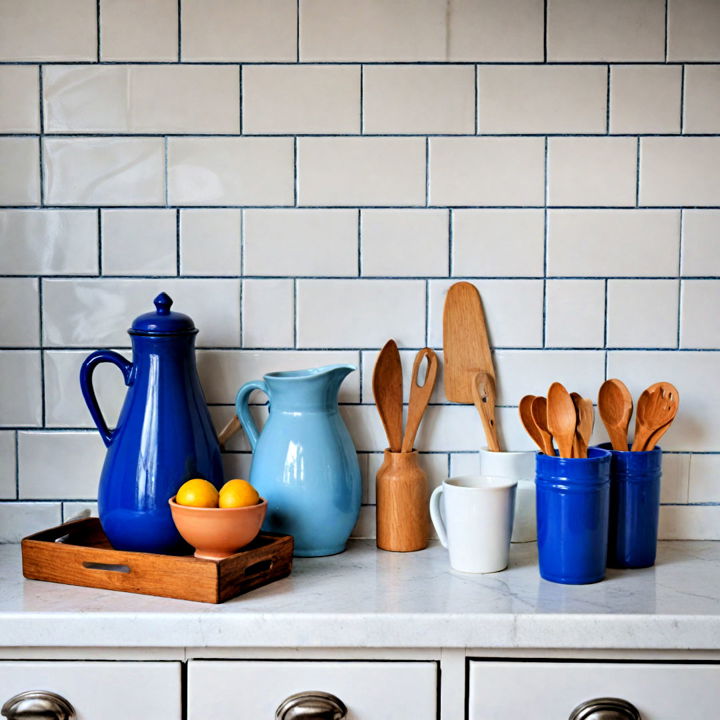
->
xmin=376 ymin=450 xmax=429 ymax=552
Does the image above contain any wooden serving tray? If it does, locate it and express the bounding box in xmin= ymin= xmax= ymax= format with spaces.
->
xmin=21 ymin=518 xmax=293 ymax=604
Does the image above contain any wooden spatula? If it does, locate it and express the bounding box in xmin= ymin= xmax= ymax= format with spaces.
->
xmin=472 ymin=371 xmax=501 ymax=452
xmin=443 ymin=282 xmax=494 ymax=403
xmin=372 ymin=339 xmax=404 ymax=452
xmin=401 ymin=348 xmax=438 ymax=453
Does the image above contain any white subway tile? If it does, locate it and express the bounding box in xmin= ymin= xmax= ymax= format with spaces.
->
xmin=414 ymin=404 xmax=496 ymax=452
xmin=446 ymin=0 xmax=544 ymax=61
xmin=0 ymin=66 xmax=39 ymax=132
xmin=243 ymin=65 xmax=359 ymax=135
xmin=689 ymin=454 xmax=720 ymax=502
xmin=0 ymin=352 xmax=42 ymax=427
xmin=197 ymin=350 xmax=360 ymax=405
xmin=221 ymin=454 xmax=253 ymax=484
xmin=363 ymin=65 xmax=475 ymax=135
xmin=360 ymin=348 xmax=446 ymax=405
xmin=19 ymin=432 xmax=104 ymax=499
xmin=682 ymin=211 xmax=720 ymax=277
xmin=607 ymin=279 xmax=679 ymax=348
xmin=43 ymin=279 xmax=240 ymax=347
xmin=45 ymin=350 xmax=126 ymax=429
xmin=341 ymin=404 xmax=401 ymax=452
xmin=362 ymin=210 xmax=448 ymax=277
xmin=548 ymin=137 xmax=637 ymax=207
xmin=547 ymin=0 xmax=665 ymax=61
xmin=0 ymin=138 xmax=40 ymax=206
xmin=661 ymin=453 xmax=690 ymax=504
xmin=659 ymin=506 xmax=720 ymax=540
xmin=0 ymin=502 xmax=61 ymax=542
xmin=102 ymin=210 xmax=176 ymax=276
xmin=180 ymin=209 xmax=241 ymax=277
xmin=547 ymin=210 xmax=680 ymax=277
xmin=168 ymin=137 xmax=294 ymax=206
xmin=297 ymin=138 xmax=425 ymax=207
xmin=45 ymin=65 xmax=239 ymax=134
xmin=0 ymin=210 xmax=98 ymax=276
xmin=300 ymin=0 xmax=446 ymax=62
xmin=667 ymin=0 xmax=720 ymax=61
xmin=607 ymin=351 xmax=720 ymax=451
xmin=452 ymin=210 xmax=544 ymax=277
xmin=680 ymin=280 xmax=720 ymax=349
xmin=477 ymin=66 xmax=607 ymax=134
xmin=683 ymin=65 xmax=720 ymax=134
xmin=429 ymin=138 xmax=545 ymax=206
xmin=640 ymin=138 xmax=720 ymax=207
xmin=610 ymin=65 xmax=682 ymax=134
xmin=0 ymin=0 xmax=96 ymax=61
xmin=350 ymin=505 xmax=376 ymax=539
xmin=182 ymin=0 xmax=296 ymax=61
xmin=428 ymin=279 xmax=544 ymax=348
xmin=244 ymin=209 xmax=358 ymax=277
xmin=297 ymin=279 xmax=426 ymax=348
xmin=450 ymin=453 xmax=478 ymax=477
xmin=0 ymin=432 xmax=16 ymax=500
xmin=0 ymin=279 xmax=39 ymax=347
xmin=100 ymin=0 xmax=178 ymax=61
xmin=44 ymin=137 xmax=164 ymax=206
xmin=545 ymin=280 xmax=606 ymax=348
xmin=63 ymin=501 xmax=98 ymax=521
xmin=242 ymin=279 xmax=295 ymax=348
xmin=493 ymin=350 xmax=606 ymax=405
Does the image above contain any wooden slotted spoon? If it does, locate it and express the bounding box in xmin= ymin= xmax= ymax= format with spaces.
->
xmin=547 ymin=382 xmax=577 ymax=459
xmin=472 ymin=371 xmax=501 ymax=452
xmin=598 ymin=379 xmax=633 ymax=452
xmin=401 ymin=348 xmax=438 ymax=453
xmin=631 ymin=382 xmax=679 ymax=452
xmin=372 ymin=340 xmax=404 ymax=452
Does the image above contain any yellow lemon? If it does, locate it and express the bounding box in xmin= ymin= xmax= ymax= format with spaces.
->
xmin=176 ymin=478 xmax=219 ymax=508
xmin=219 ymin=479 xmax=260 ymax=508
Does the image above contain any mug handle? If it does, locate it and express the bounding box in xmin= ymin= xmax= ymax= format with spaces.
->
xmin=235 ymin=380 xmax=269 ymax=452
xmin=429 ymin=485 xmax=448 ymax=548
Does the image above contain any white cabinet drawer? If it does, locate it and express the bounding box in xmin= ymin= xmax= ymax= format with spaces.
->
xmin=469 ymin=660 xmax=720 ymax=720
xmin=0 ymin=661 xmax=182 ymax=720
xmin=188 ymin=660 xmax=437 ymax=720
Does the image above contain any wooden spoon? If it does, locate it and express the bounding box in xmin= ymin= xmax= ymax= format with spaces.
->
xmin=372 ymin=340 xmax=404 ymax=452
xmin=631 ymin=382 xmax=679 ymax=452
xmin=401 ymin=348 xmax=438 ymax=453
xmin=530 ymin=396 xmax=555 ymax=456
xmin=571 ymin=394 xmax=594 ymax=459
xmin=547 ymin=382 xmax=577 ymax=459
xmin=598 ymin=379 xmax=633 ymax=452
xmin=472 ymin=371 xmax=501 ymax=452
xmin=519 ymin=395 xmax=545 ymax=453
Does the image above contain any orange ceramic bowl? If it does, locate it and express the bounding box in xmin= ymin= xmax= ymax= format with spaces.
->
xmin=168 ymin=496 xmax=267 ymax=560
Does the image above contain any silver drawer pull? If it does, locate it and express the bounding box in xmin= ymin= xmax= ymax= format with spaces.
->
xmin=276 ymin=691 xmax=347 ymax=720
xmin=1 ymin=691 xmax=75 ymax=720
xmin=570 ymin=697 xmax=641 ymax=720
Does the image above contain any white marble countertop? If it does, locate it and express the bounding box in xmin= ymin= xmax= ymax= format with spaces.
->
xmin=1 ymin=540 xmax=719 ymax=650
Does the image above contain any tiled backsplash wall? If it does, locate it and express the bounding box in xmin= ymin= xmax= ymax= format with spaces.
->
xmin=1 ymin=0 xmax=719 ymax=541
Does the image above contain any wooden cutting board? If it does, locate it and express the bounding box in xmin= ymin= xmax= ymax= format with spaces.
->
xmin=443 ymin=281 xmax=495 ymax=404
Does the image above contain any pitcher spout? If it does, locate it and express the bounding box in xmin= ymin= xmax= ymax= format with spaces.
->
xmin=263 ymin=364 xmax=357 ymax=410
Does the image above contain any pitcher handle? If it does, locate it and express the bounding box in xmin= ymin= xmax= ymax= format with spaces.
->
xmin=235 ymin=380 xmax=269 ymax=452
xmin=429 ymin=485 xmax=448 ymax=548
xmin=79 ymin=350 xmax=133 ymax=448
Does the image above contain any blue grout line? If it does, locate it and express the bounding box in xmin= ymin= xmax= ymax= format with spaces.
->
xmin=14 ymin=431 xmax=19 ymax=500
xmin=605 ymin=65 xmax=611 ymax=134
xmin=664 ymin=0 xmax=669 ymax=62
xmin=96 ymin=0 xmax=101 ymax=62
xmin=177 ymin=0 xmax=182 ymax=61
xmin=680 ymin=64 xmax=686 ymax=133
xmin=635 ymin=137 xmax=641 ymax=206
xmin=175 ymin=209 xmax=181 ymax=276
xmin=97 ymin=209 xmax=103 ymax=275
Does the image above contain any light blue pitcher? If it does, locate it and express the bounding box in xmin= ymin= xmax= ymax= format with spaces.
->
xmin=235 ymin=365 xmax=361 ymax=557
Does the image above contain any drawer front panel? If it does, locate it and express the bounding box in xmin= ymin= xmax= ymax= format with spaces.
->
xmin=469 ymin=660 xmax=720 ymax=720
xmin=188 ymin=660 xmax=437 ymax=720
xmin=0 ymin=661 xmax=182 ymax=720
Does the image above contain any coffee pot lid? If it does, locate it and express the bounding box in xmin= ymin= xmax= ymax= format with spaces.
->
xmin=130 ymin=293 xmax=197 ymax=335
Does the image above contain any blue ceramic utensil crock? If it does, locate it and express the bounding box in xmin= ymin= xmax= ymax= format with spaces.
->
xmin=535 ymin=447 xmax=612 ymax=584
xmin=235 ymin=365 xmax=361 ymax=557
xmin=80 ymin=293 xmax=224 ymax=554
xmin=600 ymin=442 xmax=662 ymax=569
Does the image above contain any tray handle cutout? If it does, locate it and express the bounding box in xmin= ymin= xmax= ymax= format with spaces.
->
xmin=82 ymin=561 xmax=131 ymax=574
xmin=245 ymin=559 xmax=273 ymax=576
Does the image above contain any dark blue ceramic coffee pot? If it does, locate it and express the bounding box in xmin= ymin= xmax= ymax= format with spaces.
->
xmin=80 ymin=293 xmax=224 ymax=553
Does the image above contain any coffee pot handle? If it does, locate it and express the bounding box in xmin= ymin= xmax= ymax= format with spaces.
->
xmin=235 ymin=380 xmax=269 ymax=451
xmin=80 ymin=350 xmax=134 ymax=448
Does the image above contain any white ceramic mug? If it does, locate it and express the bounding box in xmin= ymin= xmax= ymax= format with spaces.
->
xmin=478 ymin=447 xmax=536 ymax=543
xmin=429 ymin=475 xmax=517 ymax=574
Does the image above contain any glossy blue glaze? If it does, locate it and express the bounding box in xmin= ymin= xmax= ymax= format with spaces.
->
xmin=535 ymin=447 xmax=611 ymax=585
xmin=235 ymin=365 xmax=361 ymax=557
xmin=599 ymin=442 xmax=662 ymax=569
xmin=80 ymin=294 xmax=223 ymax=554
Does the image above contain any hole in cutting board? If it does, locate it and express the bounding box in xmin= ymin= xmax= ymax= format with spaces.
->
xmin=83 ymin=561 xmax=131 ymax=573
